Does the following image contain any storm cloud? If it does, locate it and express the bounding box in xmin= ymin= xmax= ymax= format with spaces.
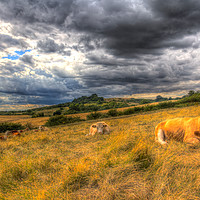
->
xmin=1 ymin=0 xmax=200 ymax=106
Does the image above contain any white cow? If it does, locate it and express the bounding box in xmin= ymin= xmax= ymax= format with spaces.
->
xmin=87 ymin=121 xmax=110 ymax=136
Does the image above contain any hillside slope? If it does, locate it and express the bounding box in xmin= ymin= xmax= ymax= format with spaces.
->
xmin=0 ymin=101 xmax=165 ymax=127
xmin=0 ymin=105 xmax=199 ymax=199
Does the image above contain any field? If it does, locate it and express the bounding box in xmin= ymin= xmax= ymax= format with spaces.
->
xmin=0 ymin=102 xmax=162 ymax=127
xmin=0 ymin=105 xmax=200 ymax=199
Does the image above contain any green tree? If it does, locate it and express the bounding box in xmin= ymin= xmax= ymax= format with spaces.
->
xmin=188 ymin=90 xmax=195 ymax=96
xmin=53 ymin=110 xmax=62 ymax=116
xmin=107 ymin=109 xmax=118 ymax=117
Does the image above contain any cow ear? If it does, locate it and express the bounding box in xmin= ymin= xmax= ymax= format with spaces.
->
xmin=103 ymin=124 xmax=107 ymax=127
xmin=92 ymin=125 xmax=96 ymax=128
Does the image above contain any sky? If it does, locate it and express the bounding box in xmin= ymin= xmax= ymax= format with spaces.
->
xmin=0 ymin=0 xmax=200 ymax=106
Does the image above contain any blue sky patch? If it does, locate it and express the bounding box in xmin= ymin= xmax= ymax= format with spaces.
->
xmin=2 ymin=49 xmax=32 ymax=60
xmin=15 ymin=49 xmax=32 ymax=55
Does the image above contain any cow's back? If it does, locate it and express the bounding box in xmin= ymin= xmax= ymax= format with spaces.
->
xmin=163 ymin=118 xmax=191 ymax=141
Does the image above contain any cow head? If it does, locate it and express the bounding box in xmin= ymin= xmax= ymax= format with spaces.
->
xmin=92 ymin=122 xmax=108 ymax=134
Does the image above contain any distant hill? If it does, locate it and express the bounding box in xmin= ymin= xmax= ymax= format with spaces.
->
xmin=72 ymin=94 xmax=104 ymax=104
xmin=0 ymin=104 xmax=46 ymax=112
xmin=0 ymin=92 xmax=188 ymax=116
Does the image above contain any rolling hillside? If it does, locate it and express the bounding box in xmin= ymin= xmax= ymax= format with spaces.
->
xmin=0 ymin=105 xmax=199 ymax=199
xmin=0 ymin=101 xmax=161 ymax=127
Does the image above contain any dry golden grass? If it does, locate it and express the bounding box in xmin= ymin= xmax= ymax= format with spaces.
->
xmin=0 ymin=105 xmax=200 ymax=199
xmin=0 ymin=115 xmax=49 ymax=127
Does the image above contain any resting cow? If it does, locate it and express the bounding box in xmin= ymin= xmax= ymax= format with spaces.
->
xmin=4 ymin=130 xmax=21 ymax=140
xmin=38 ymin=126 xmax=49 ymax=131
xmin=87 ymin=122 xmax=110 ymax=136
xmin=155 ymin=117 xmax=200 ymax=145
xmin=0 ymin=136 xmax=6 ymax=140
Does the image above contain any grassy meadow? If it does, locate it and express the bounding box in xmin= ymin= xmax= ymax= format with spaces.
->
xmin=0 ymin=105 xmax=200 ymax=199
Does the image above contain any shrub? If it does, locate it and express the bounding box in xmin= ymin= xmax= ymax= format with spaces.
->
xmin=53 ymin=110 xmax=62 ymax=116
xmin=140 ymin=99 xmax=153 ymax=104
xmin=85 ymin=105 xmax=99 ymax=112
xmin=24 ymin=122 xmax=35 ymax=130
xmin=0 ymin=122 xmax=24 ymax=133
xmin=134 ymin=106 xmax=144 ymax=112
xmin=123 ymin=108 xmax=135 ymax=115
xmin=107 ymin=109 xmax=118 ymax=117
xmin=156 ymin=102 xmax=175 ymax=109
xmin=180 ymin=93 xmax=200 ymax=103
xmin=45 ymin=115 xmax=84 ymax=126
xmin=117 ymin=111 xmax=124 ymax=116
xmin=86 ymin=112 xmax=106 ymax=120
xmin=32 ymin=112 xmax=44 ymax=118
xmin=144 ymin=105 xmax=157 ymax=112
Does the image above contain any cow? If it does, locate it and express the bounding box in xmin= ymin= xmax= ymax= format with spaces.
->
xmin=87 ymin=121 xmax=110 ymax=136
xmin=38 ymin=126 xmax=49 ymax=131
xmin=4 ymin=130 xmax=21 ymax=139
xmin=0 ymin=135 xmax=6 ymax=140
xmin=155 ymin=117 xmax=200 ymax=145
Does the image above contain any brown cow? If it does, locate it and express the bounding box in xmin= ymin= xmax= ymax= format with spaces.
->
xmin=87 ymin=121 xmax=110 ymax=136
xmin=13 ymin=131 xmax=21 ymax=137
xmin=155 ymin=117 xmax=200 ymax=145
xmin=4 ymin=130 xmax=21 ymax=139
xmin=0 ymin=135 xmax=6 ymax=140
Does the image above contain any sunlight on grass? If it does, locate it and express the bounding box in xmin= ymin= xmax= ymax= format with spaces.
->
xmin=0 ymin=105 xmax=199 ymax=199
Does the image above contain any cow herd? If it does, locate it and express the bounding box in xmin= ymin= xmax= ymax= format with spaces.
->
xmin=1 ymin=117 xmax=200 ymax=145
xmin=0 ymin=126 xmax=49 ymax=140
xmin=89 ymin=118 xmax=200 ymax=145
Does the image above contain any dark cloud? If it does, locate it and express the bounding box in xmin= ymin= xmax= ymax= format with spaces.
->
xmin=0 ymin=34 xmax=28 ymax=50
xmin=85 ymin=54 xmax=147 ymax=67
xmin=64 ymin=0 xmax=200 ymax=58
xmin=37 ymin=38 xmax=65 ymax=53
xmin=0 ymin=62 xmax=24 ymax=75
xmin=0 ymin=71 xmax=82 ymax=105
xmin=2 ymin=0 xmax=200 ymax=56
xmin=1 ymin=0 xmax=200 ymax=106
xmin=0 ymin=0 xmax=74 ymax=25
xmin=148 ymin=0 xmax=200 ymax=20
xmin=20 ymin=55 xmax=34 ymax=64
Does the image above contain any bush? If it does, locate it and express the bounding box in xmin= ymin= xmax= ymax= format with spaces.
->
xmin=0 ymin=122 xmax=24 ymax=133
xmin=123 ymin=108 xmax=135 ymax=115
xmin=86 ymin=112 xmax=106 ymax=120
xmin=24 ymin=122 xmax=35 ymax=130
xmin=107 ymin=109 xmax=118 ymax=117
xmin=140 ymin=99 xmax=153 ymax=104
xmin=134 ymin=106 xmax=144 ymax=112
xmin=53 ymin=110 xmax=62 ymax=116
xmin=180 ymin=93 xmax=200 ymax=103
xmin=45 ymin=115 xmax=84 ymax=126
xmin=32 ymin=112 xmax=44 ymax=118
xmin=117 ymin=111 xmax=124 ymax=116
xmin=156 ymin=101 xmax=176 ymax=109
xmin=144 ymin=105 xmax=157 ymax=112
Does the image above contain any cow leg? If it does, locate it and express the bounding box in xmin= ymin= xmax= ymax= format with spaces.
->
xmin=87 ymin=129 xmax=96 ymax=136
xmin=86 ymin=132 xmax=92 ymax=136
xmin=157 ymin=129 xmax=168 ymax=145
